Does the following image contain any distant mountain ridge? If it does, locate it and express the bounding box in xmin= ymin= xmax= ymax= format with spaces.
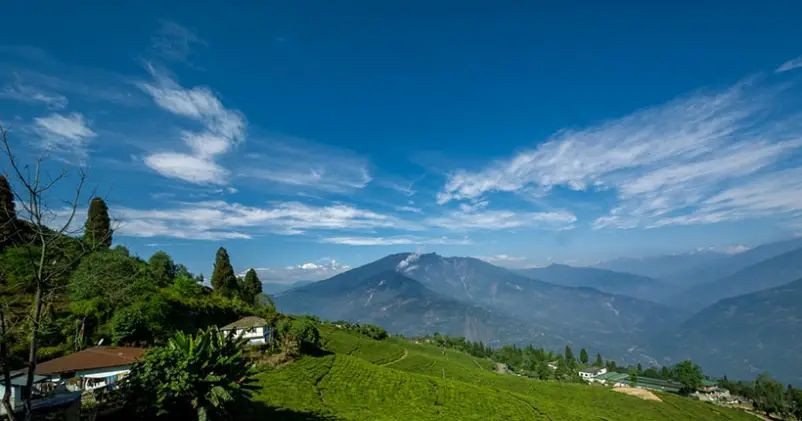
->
xmin=670 ymin=246 xmax=802 ymax=311
xmin=654 ymin=277 xmax=802 ymax=385
xmin=276 ymin=252 xmax=675 ymax=360
xmin=516 ymin=264 xmax=669 ymax=302
xmin=596 ymin=237 xmax=802 ymax=288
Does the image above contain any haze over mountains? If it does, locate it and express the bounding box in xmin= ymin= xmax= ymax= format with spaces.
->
xmin=273 ymin=237 xmax=802 ymax=385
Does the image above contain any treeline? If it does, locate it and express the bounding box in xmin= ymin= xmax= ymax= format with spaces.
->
xmin=0 ymin=175 xmax=275 ymax=366
xmin=720 ymin=374 xmax=802 ymax=418
xmin=422 ymin=334 xmax=710 ymax=393
xmin=331 ymin=321 xmax=389 ymax=340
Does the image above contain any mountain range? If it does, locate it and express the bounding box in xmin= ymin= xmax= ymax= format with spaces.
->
xmin=273 ymin=238 xmax=802 ymax=385
xmin=276 ymin=252 xmax=674 ymax=361
xmin=516 ymin=264 xmax=669 ymax=302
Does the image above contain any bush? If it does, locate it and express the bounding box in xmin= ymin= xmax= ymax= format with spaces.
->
xmin=121 ymin=327 xmax=258 ymax=420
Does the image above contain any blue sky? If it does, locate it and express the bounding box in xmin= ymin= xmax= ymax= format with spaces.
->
xmin=2 ymin=2 xmax=802 ymax=283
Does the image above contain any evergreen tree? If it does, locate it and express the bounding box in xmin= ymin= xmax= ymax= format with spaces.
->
xmin=579 ymin=348 xmax=589 ymax=364
xmin=84 ymin=197 xmax=112 ymax=248
xmin=564 ymin=345 xmax=575 ymax=367
xmin=0 ymin=175 xmax=16 ymax=245
xmin=148 ymin=251 xmax=176 ymax=287
xmin=240 ymin=268 xmax=262 ymax=304
xmin=211 ymin=247 xmax=238 ymax=297
xmin=595 ymin=353 xmax=603 ymax=366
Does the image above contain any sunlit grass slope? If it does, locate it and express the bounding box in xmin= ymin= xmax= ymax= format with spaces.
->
xmin=250 ymin=325 xmax=755 ymax=420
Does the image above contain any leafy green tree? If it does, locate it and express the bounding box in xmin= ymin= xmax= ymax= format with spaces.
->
xmin=275 ymin=317 xmax=320 ymax=356
xmin=753 ymin=372 xmax=786 ymax=416
xmin=122 ymin=327 xmax=257 ymax=420
xmin=84 ymin=197 xmax=112 ymax=248
xmin=173 ymin=274 xmax=203 ymax=297
xmin=788 ymin=385 xmax=802 ymax=420
xmin=673 ymin=360 xmax=703 ymax=395
xmin=148 ymin=251 xmax=176 ymax=287
xmin=111 ymin=297 xmax=169 ymax=345
xmin=211 ymin=247 xmax=238 ymax=297
xmin=239 ymin=268 xmax=262 ymax=304
xmin=579 ymin=348 xmax=588 ymax=365
xmin=629 ymin=369 xmax=639 ymax=386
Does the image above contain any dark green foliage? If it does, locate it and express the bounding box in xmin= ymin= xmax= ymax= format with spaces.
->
xmin=276 ymin=317 xmax=321 ymax=356
xmin=84 ymin=197 xmax=112 ymax=249
xmin=173 ymin=274 xmax=203 ymax=297
xmin=564 ymin=345 xmax=574 ymax=367
xmin=240 ymin=268 xmax=262 ymax=304
xmin=753 ymin=373 xmax=786 ymax=416
xmin=148 ymin=251 xmax=176 ymax=287
xmin=122 ymin=327 xmax=258 ymax=419
xmin=211 ymin=247 xmax=238 ymax=298
xmin=672 ymin=360 xmax=703 ymax=394
xmin=111 ymin=297 xmax=169 ymax=345
xmin=333 ymin=321 xmax=389 ymax=340
xmin=594 ymin=352 xmax=603 ymax=366
xmin=0 ymin=175 xmax=16 ymax=247
xmin=579 ymin=348 xmax=588 ymax=364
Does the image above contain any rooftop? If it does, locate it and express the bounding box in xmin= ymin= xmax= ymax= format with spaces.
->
xmin=221 ymin=316 xmax=268 ymax=330
xmin=35 ymin=346 xmax=146 ymax=375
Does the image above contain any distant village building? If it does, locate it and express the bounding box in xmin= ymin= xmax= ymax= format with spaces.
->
xmin=221 ymin=316 xmax=270 ymax=345
xmin=35 ymin=346 xmax=146 ymax=391
xmin=578 ymin=367 xmax=607 ymax=381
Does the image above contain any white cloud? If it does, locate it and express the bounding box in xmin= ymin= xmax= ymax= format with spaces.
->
xmin=776 ymin=56 xmax=802 ymax=73
xmin=112 ymin=200 xmax=404 ymax=240
xmin=238 ymin=138 xmax=371 ymax=192
xmin=427 ymin=207 xmax=576 ymax=231
xmin=476 ymin=254 xmax=530 ymax=268
xmin=0 ymin=79 xmax=68 ymax=109
xmin=33 ymin=112 xmax=96 ymax=162
xmin=138 ymin=65 xmax=245 ymax=184
xmin=321 ymin=235 xmax=471 ymax=246
xmin=247 ymin=258 xmax=350 ymax=283
xmin=439 ymin=78 xmax=802 ymax=229
xmin=143 ymin=153 xmax=229 ymax=185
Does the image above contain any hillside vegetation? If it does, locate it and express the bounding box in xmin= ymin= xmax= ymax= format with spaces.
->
xmin=248 ymin=325 xmax=755 ymax=420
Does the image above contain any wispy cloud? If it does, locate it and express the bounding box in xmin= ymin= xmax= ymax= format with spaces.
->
xmin=238 ymin=137 xmax=371 ymax=192
xmin=427 ymin=207 xmax=576 ymax=231
xmin=476 ymin=254 xmax=530 ymax=268
xmin=112 ymin=200 xmax=405 ymax=240
xmin=247 ymin=258 xmax=350 ymax=283
xmin=0 ymin=78 xmax=67 ymax=109
xmin=138 ymin=64 xmax=245 ymax=184
xmin=776 ymin=56 xmax=802 ymax=73
xmin=439 ymin=78 xmax=802 ymax=229
xmin=33 ymin=112 xmax=96 ymax=163
xmin=321 ymin=235 xmax=471 ymax=246
xmin=150 ymin=20 xmax=207 ymax=63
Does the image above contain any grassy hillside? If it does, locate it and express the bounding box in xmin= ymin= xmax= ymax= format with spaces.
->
xmin=246 ymin=325 xmax=754 ymax=420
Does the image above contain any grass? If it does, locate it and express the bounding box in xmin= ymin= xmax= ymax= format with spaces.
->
xmin=249 ymin=325 xmax=756 ymax=420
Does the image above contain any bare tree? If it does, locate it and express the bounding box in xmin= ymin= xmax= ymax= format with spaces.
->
xmin=0 ymin=125 xmax=93 ymax=421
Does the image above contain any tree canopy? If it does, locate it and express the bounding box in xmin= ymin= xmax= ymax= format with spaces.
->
xmin=84 ymin=197 xmax=112 ymax=248
xmin=211 ymin=247 xmax=238 ymax=298
xmin=240 ymin=268 xmax=262 ymax=305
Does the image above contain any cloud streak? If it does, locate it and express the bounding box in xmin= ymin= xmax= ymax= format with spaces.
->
xmin=439 ymin=78 xmax=802 ymax=229
xmin=33 ymin=112 xmax=96 ymax=163
xmin=112 ymin=200 xmax=406 ymax=240
xmin=138 ymin=65 xmax=245 ymax=184
xmin=777 ymin=56 xmax=802 ymax=73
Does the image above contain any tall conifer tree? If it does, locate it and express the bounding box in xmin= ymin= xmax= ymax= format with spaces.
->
xmin=240 ymin=268 xmax=262 ymax=304
xmin=84 ymin=197 xmax=112 ymax=248
xmin=211 ymin=247 xmax=238 ymax=297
